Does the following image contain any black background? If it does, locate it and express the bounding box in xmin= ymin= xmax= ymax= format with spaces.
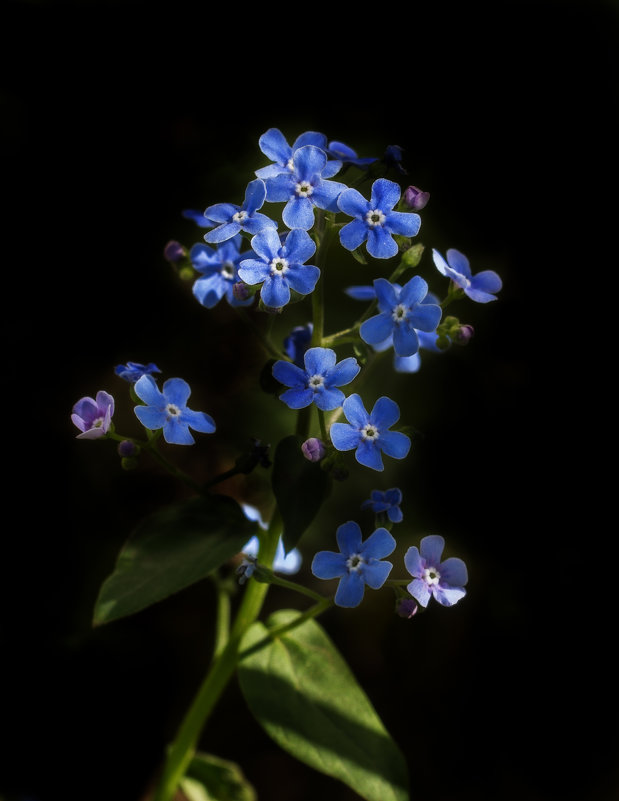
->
xmin=2 ymin=1 xmax=617 ymax=800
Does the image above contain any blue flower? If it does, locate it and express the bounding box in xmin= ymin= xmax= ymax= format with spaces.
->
xmin=203 ymin=178 xmax=277 ymax=244
xmin=133 ymin=375 xmax=216 ymax=445
xmin=190 ymin=235 xmax=254 ymax=308
xmin=404 ymin=534 xmax=468 ymax=607
xmin=330 ymin=393 xmax=411 ymax=472
xmin=255 ymin=127 xmax=342 ymax=179
xmin=263 ymin=145 xmax=347 ymax=230
xmin=432 ymin=248 xmax=502 ymax=303
xmin=182 ymin=209 xmax=215 ymax=228
xmin=326 ymin=140 xmax=377 ymax=169
xmin=237 ymin=228 xmax=320 ymax=309
xmin=71 ymin=391 xmax=114 ymax=439
xmin=114 ymin=361 xmax=162 ymax=383
xmin=359 ymin=276 xmax=442 ymax=357
xmin=311 ymin=520 xmax=396 ymax=607
xmin=272 ymin=347 xmax=360 ymax=411
xmin=361 ymin=488 xmax=403 ymax=523
xmin=283 ymin=323 xmax=313 ymax=367
xmin=338 ymin=178 xmax=421 ymax=259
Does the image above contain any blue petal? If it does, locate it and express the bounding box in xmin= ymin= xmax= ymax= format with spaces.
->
xmin=360 ymin=527 xmax=396 ymax=560
xmin=134 ymin=405 xmax=167 ymax=430
xmin=399 ymin=275 xmax=428 ymax=306
xmin=327 ymin=356 xmax=360 ymax=387
xmin=272 ymin=360 xmax=306 ymax=388
xmin=292 ymin=131 xmax=327 ymax=150
xmin=203 ymin=221 xmax=241 ymax=244
xmin=181 ymin=408 xmax=216 ymax=434
xmin=446 ymin=248 xmax=472 ymax=279
xmin=335 ymin=572 xmax=366 ymax=607
xmin=419 ymin=534 xmax=445 ymax=565
xmin=321 ymin=159 xmax=343 ymax=178
xmin=370 ymin=178 xmax=401 ymax=212
xmin=264 ymin=173 xmax=296 ymax=202
xmin=314 ymin=387 xmax=345 ymax=411
xmin=369 ymin=396 xmax=400 ymax=430
xmin=250 ymin=228 xmax=281 ymax=262
xmin=203 ymin=202 xmax=239 ymax=224
xmin=373 ymin=278 xmax=399 ymax=312
xmin=282 ymin=196 xmax=315 ymax=230
xmin=337 ymin=187 xmax=369 ymax=218
xmin=241 ymin=213 xmax=277 ymax=235
xmin=258 ymin=128 xmax=291 ymax=165
xmin=279 ymin=387 xmax=314 ymax=409
xmin=339 ymin=219 xmax=368 ymax=251
xmin=367 ymin=227 xmax=398 ymax=259
xmin=432 ymin=249 xmax=456 ymax=278
xmin=163 ymin=418 xmax=195 ymax=445
xmin=261 ymin=276 xmax=290 ymax=308
xmin=330 ymin=422 xmax=360 ymax=451
xmin=439 ymin=557 xmax=469 ymax=587
xmin=255 ymin=163 xmax=287 ymax=179
xmin=243 ymin=178 xmax=267 ymax=214
xmin=355 ymin=440 xmax=384 ymax=471
xmin=190 ymin=243 xmax=218 ymax=270
xmin=385 ymin=488 xmax=402 ymax=505
xmin=182 ymin=209 xmax=214 ymax=228
xmin=304 ymin=346 xmax=336 ymax=375
xmin=162 ymin=377 xmax=191 ymax=407
xmin=344 ymin=285 xmax=376 ymax=301
xmin=360 ymin=313 xmax=394 ymax=346
xmin=283 ymin=228 xmax=316 ymax=264
xmin=404 ymin=546 xmax=423 ymax=578
xmin=193 ymin=275 xmax=226 ymax=308
xmin=362 ymin=559 xmax=393 ymax=590
xmin=341 ymin=393 xmax=369 ymax=428
xmin=385 ymin=210 xmax=421 ymax=237
xmin=434 ymin=587 xmax=467 ymax=606
xmin=378 ymin=430 xmax=411 ymax=460
xmin=237 ymin=259 xmax=270 ymax=286
xmin=387 ymin=506 xmax=403 ymax=523
xmin=408 ymin=577 xmax=431 ymax=607
xmin=134 ymin=374 xmax=163 ymax=406
xmin=285 ymin=264 xmax=320 ymax=296
xmin=392 ymin=323 xmax=419 ymax=357
xmin=311 ymin=550 xmax=347 ymax=579
xmin=336 ymin=520 xmax=363 ymax=555
xmin=467 ymin=270 xmax=503 ymax=302
xmin=293 ymin=145 xmax=327 ymax=181
xmin=312 ymin=179 xmax=347 ymax=212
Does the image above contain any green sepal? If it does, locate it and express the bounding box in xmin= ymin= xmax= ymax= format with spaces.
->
xmin=92 ymin=494 xmax=259 ymax=626
xmin=350 ymin=245 xmax=368 ymax=265
xmin=238 ymin=610 xmax=410 ymax=801
xmin=180 ymin=751 xmax=257 ymax=801
xmin=271 ymin=434 xmax=332 ymax=554
xmin=399 ymin=242 xmax=425 ymax=269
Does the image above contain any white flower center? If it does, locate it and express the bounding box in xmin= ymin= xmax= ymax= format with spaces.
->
xmin=366 ymin=209 xmax=386 ymax=227
xmin=221 ymin=261 xmax=235 ymax=279
xmin=232 ymin=210 xmax=248 ymax=223
xmin=309 ymin=374 xmax=325 ymax=390
xmin=270 ymin=257 xmax=290 ymax=276
xmin=346 ymin=553 xmax=365 ymax=572
xmin=392 ymin=303 xmax=409 ymax=323
xmin=424 ymin=566 xmax=441 ymax=585
xmin=361 ymin=424 xmax=379 ymax=440
xmin=92 ymin=416 xmax=105 ymax=429
xmin=295 ymin=180 xmax=314 ymax=197
xmin=166 ymin=403 xmax=181 ymax=417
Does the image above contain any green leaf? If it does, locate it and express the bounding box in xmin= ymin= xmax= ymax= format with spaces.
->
xmin=180 ymin=752 xmax=257 ymax=801
xmin=238 ymin=610 xmax=409 ymax=801
xmin=93 ymin=494 xmax=258 ymax=626
xmin=271 ymin=435 xmax=331 ymax=554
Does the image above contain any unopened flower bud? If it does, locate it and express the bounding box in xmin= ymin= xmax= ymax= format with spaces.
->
xmin=233 ymin=281 xmax=251 ymax=302
xmin=117 ymin=440 xmax=138 ymax=458
xmin=403 ymin=185 xmax=430 ymax=211
xmin=301 ymin=437 xmax=326 ymax=463
xmin=396 ymin=598 xmax=418 ymax=619
xmin=455 ymin=324 xmax=475 ymax=345
xmin=163 ymin=240 xmax=187 ymax=263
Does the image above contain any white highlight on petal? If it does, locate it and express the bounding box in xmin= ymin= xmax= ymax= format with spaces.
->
xmin=270 ymin=257 xmax=290 ymax=276
xmin=221 ymin=261 xmax=235 ymax=279
xmin=365 ymin=209 xmax=386 ymax=227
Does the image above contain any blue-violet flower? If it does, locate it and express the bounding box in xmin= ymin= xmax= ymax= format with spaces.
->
xmin=190 ymin=235 xmax=254 ymax=308
xmin=338 ymin=178 xmax=421 ymax=259
xmin=238 ymin=228 xmax=319 ymax=309
xmin=255 ymin=128 xmax=342 ymax=179
xmin=361 ymin=488 xmax=403 ymax=523
xmin=203 ymin=178 xmax=277 ymax=244
xmin=272 ymin=347 xmax=360 ymax=411
xmin=312 ymin=520 xmax=396 ymax=607
xmin=71 ymin=391 xmax=115 ymax=439
xmin=283 ymin=322 xmax=313 ymax=367
xmin=432 ymin=248 xmax=502 ymax=303
xmin=182 ymin=209 xmax=214 ymax=228
xmin=133 ymin=375 xmax=215 ymax=445
xmin=114 ymin=361 xmax=161 ymax=383
xmin=404 ymin=534 xmax=468 ymax=607
xmin=330 ymin=393 xmax=411 ymax=471
xmin=327 ymin=140 xmax=377 ymax=169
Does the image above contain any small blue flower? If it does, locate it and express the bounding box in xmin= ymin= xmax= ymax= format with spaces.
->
xmin=263 ymin=145 xmax=348 ymax=230
xmin=361 ymin=488 xmax=403 ymax=523
xmin=255 ymin=128 xmax=342 ymax=179
xmin=432 ymin=248 xmax=502 ymax=303
xmin=238 ymin=228 xmax=320 ymax=309
xmin=190 ymin=235 xmax=254 ymax=309
xmin=203 ymin=178 xmax=277 ymax=244
xmin=311 ymin=520 xmax=396 ymax=607
xmin=283 ymin=322 xmax=313 ymax=367
xmin=71 ymin=391 xmax=114 ymax=439
xmin=133 ymin=375 xmax=216 ymax=445
xmin=272 ymin=347 xmax=360 ymax=411
xmin=330 ymin=393 xmax=411 ymax=472
xmin=360 ymin=276 xmax=442 ymax=357
xmin=404 ymin=534 xmax=468 ymax=607
xmin=326 ymin=140 xmax=377 ymax=169
xmin=338 ymin=178 xmax=421 ymax=259
xmin=182 ymin=209 xmax=215 ymax=228
xmin=114 ymin=361 xmax=162 ymax=383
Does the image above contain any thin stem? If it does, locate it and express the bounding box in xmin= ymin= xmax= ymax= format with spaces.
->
xmin=317 ymin=409 xmax=329 ymax=444
xmin=311 ymin=215 xmax=337 ymax=348
xmin=235 ymin=306 xmax=288 ymax=361
xmin=253 ymin=568 xmax=327 ymax=603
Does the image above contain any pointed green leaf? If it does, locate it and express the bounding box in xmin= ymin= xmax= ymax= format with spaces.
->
xmin=181 ymin=751 xmax=257 ymax=801
xmin=271 ymin=435 xmax=331 ymax=554
xmin=238 ymin=610 xmax=409 ymax=801
xmin=93 ymin=494 xmax=257 ymax=626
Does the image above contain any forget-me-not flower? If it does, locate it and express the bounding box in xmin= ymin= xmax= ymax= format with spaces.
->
xmin=263 ymin=145 xmax=347 ymax=230
xmin=203 ymin=178 xmax=277 ymax=244
xmin=182 ymin=209 xmax=214 ymax=228
xmin=404 ymin=534 xmax=468 ymax=607
xmin=190 ymin=235 xmax=254 ymax=308
xmin=360 ymin=276 xmax=442 ymax=357
xmin=238 ymin=228 xmax=319 ymax=309
xmin=327 ymin=140 xmax=377 ymax=169
xmin=114 ymin=362 xmax=162 ymax=383
xmin=283 ymin=322 xmax=313 ymax=367
xmin=133 ymin=375 xmax=215 ymax=445
xmin=361 ymin=488 xmax=403 ymax=523
xmin=311 ymin=520 xmax=396 ymax=608
xmin=432 ymin=248 xmax=502 ymax=303
xmin=272 ymin=347 xmax=360 ymax=411
xmin=255 ymin=128 xmax=342 ymax=179
xmin=71 ymin=391 xmax=114 ymax=439
xmin=338 ymin=178 xmax=421 ymax=259
xmin=330 ymin=393 xmax=411 ymax=472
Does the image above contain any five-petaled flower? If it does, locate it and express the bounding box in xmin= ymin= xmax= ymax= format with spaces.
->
xmin=255 ymin=128 xmax=342 ymax=179
xmin=432 ymin=248 xmax=502 ymax=303
xmin=361 ymin=488 xmax=403 ymax=523
xmin=263 ymin=145 xmax=347 ymax=230
xmin=190 ymin=235 xmax=254 ymax=309
xmin=272 ymin=346 xmax=360 ymax=411
xmin=71 ymin=391 xmax=115 ymax=439
xmin=114 ymin=362 xmax=162 ymax=383
xmin=338 ymin=178 xmax=421 ymax=259
xmin=330 ymin=393 xmax=411 ymax=471
xmin=359 ymin=276 xmax=442 ymax=357
xmin=133 ymin=375 xmax=215 ymax=445
xmin=238 ymin=228 xmax=320 ymax=309
xmin=311 ymin=520 xmax=396 ymax=607
xmin=404 ymin=534 xmax=468 ymax=607
xmin=202 ymin=178 xmax=277 ymax=244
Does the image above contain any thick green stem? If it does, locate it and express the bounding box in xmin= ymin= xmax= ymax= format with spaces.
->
xmin=212 ymin=582 xmax=231 ymax=661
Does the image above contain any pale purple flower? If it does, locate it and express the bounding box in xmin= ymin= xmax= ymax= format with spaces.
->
xmin=404 ymin=535 xmax=468 ymax=607
xmin=71 ymin=391 xmax=114 ymax=440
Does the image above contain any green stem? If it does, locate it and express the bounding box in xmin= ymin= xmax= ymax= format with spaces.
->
xmin=253 ymin=567 xmax=327 ymax=603
xmin=317 ymin=409 xmax=329 ymax=444
xmin=212 ymin=582 xmax=231 ymax=661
